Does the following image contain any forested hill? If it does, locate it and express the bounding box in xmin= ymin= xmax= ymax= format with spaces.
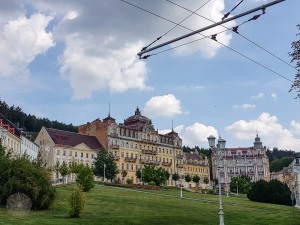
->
xmin=0 ymin=100 xmax=78 ymax=135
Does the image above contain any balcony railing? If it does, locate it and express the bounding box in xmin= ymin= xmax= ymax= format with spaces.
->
xmin=176 ymin=163 xmax=184 ymax=168
xmin=139 ymin=159 xmax=160 ymax=165
xmin=110 ymin=145 xmax=119 ymax=149
xmin=162 ymin=162 xmax=172 ymax=167
xmin=176 ymin=154 xmax=184 ymax=159
xmin=113 ymin=155 xmax=120 ymax=160
xmin=142 ymin=149 xmax=157 ymax=155
xmin=125 ymin=157 xmax=137 ymax=163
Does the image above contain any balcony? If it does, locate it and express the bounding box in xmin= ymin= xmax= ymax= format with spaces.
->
xmin=162 ymin=162 xmax=172 ymax=167
xmin=176 ymin=163 xmax=184 ymax=168
xmin=139 ymin=159 xmax=161 ymax=165
xmin=125 ymin=157 xmax=137 ymax=163
xmin=113 ymin=155 xmax=120 ymax=161
xmin=176 ymin=154 xmax=184 ymax=159
xmin=110 ymin=145 xmax=119 ymax=149
xmin=109 ymin=133 xmax=119 ymax=138
xmin=142 ymin=149 xmax=157 ymax=155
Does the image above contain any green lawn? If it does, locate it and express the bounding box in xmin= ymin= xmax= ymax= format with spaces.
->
xmin=0 ymin=185 xmax=299 ymax=225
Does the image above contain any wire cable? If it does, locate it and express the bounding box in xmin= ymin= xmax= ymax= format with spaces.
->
xmin=165 ymin=0 xmax=296 ymax=71
xmin=120 ymin=0 xmax=293 ymax=83
xmin=140 ymin=0 xmax=212 ymax=52
xmin=222 ymin=0 xmax=244 ymax=21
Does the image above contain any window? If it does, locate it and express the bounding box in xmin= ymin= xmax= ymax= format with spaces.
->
xmin=63 ymin=150 xmax=66 ymax=156
xmin=57 ymin=150 xmax=60 ymax=155
xmin=75 ymin=152 xmax=78 ymax=157
xmin=126 ymin=164 xmax=129 ymax=170
xmin=92 ymin=154 xmax=94 ymax=159
xmin=86 ymin=153 xmax=89 ymax=158
xmin=69 ymin=151 xmax=72 ymax=156
xmin=81 ymin=153 xmax=83 ymax=158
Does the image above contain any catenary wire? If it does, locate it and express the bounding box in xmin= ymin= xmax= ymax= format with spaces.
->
xmin=141 ymin=0 xmax=212 ymax=51
xmin=165 ymin=0 xmax=297 ymax=71
xmin=120 ymin=0 xmax=293 ymax=83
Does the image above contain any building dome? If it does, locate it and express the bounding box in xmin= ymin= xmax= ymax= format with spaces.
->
xmin=123 ymin=107 xmax=152 ymax=131
xmin=253 ymin=134 xmax=263 ymax=149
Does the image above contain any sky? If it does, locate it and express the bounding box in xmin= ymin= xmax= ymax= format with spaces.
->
xmin=0 ymin=0 xmax=299 ymax=151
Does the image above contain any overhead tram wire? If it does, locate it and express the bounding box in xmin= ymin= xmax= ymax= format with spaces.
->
xmin=165 ymin=0 xmax=297 ymax=71
xmin=140 ymin=0 xmax=212 ymax=52
xmin=120 ymin=0 xmax=292 ymax=82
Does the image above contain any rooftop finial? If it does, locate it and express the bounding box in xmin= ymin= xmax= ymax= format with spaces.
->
xmin=108 ymin=102 xmax=111 ymax=117
xmin=172 ymin=119 xmax=174 ymax=132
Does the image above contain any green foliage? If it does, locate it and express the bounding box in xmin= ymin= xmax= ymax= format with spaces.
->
xmin=76 ymin=166 xmax=95 ymax=192
xmin=0 ymin=100 xmax=77 ymax=134
xmin=270 ymin=157 xmax=294 ymax=172
xmin=289 ymin=24 xmax=300 ymax=98
xmin=203 ymin=176 xmax=209 ymax=185
xmin=184 ymin=174 xmax=192 ymax=183
xmin=172 ymin=173 xmax=179 ymax=182
xmin=94 ymin=149 xmax=118 ymax=181
xmin=0 ymin=145 xmax=56 ymax=210
xmin=126 ymin=179 xmax=133 ymax=184
xmin=121 ymin=170 xmax=128 ymax=178
xmin=148 ymin=181 xmax=156 ymax=186
xmin=142 ymin=165 xmax=170 ymax=186
xmin=69 ymin=186 xmax=85 ymax=218
xmin=192 ymin=175 xmax=200 ymax=184
xmin=230 ymin=175 xmax=252 ymax=194
xmin=247 ymin=179 xmax=293 ymax=206
xmin=135 ymin=169 xmax=141 ymax=179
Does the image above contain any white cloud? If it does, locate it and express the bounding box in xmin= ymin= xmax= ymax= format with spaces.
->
xmin=0 ymin=13 xmax=54 ymax=77
xmin=144 ymin=94 xmax=184 ymax=117
xmin=251 ymin=93 xmax=264 ymax=99
xmin=60 ymin=39 xmax=151 ymax=99
xmin=226 ymin=113 xmax=300 ymax=150
xmin=291 ymin=121 xmax=300 ymax=137
xmin=233 ymin=104 xmax=256 ymax=110
xmin=271 ymin=93 xmax=277 ymax=101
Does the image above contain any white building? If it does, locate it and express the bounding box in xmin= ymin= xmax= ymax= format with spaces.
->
xmin=20 ymin=134 xmax=39 ymax=160
xmin=291 ymin=153 xmax=300 ymax=208
xmin=209 ymin=135 xmax=270 ymax=191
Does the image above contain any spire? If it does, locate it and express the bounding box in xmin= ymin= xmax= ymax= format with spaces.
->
xmin=172 ymin=119 xmax=174 ymax=132
xmin=108 ymin=102 xmax=111 ymax=117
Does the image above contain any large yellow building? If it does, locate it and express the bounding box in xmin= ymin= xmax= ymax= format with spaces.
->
xmin=79 ymin=107 xmax=183 ymax=185
xmin=79 ymin=107 xmax=210 ymax=186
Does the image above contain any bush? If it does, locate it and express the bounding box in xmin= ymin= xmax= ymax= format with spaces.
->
xmin=247 ymin=179 xmax=293 ymax=206
xmin=0 ymin=147 xmax=56 ymax=210
xmin=149 ymin=181 xmax=156 ymax=186
xmin=69 ymin=186 xmax=85 ymax=218
xmin=76 ymin=166 xmax=95 ymax=192
xmin=126 ymin=179 xmax=133 ymax=184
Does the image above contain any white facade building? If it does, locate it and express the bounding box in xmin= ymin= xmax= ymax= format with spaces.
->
xmin=20 ymin=135 xmax=39 ymax=160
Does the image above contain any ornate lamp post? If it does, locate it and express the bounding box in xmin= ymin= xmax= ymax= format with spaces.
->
xmin=208 ymin=135 xmax=225 ymax=225
xmin=179 ymin=171 xmax=183 ymax=198
xmin=104 ymin=163 xmax=106 ymax=182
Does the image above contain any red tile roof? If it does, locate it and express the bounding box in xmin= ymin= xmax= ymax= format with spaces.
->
xmin=46 ymin=128 xmax=103 ymax=150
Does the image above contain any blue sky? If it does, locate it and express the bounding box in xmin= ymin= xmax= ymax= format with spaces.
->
xmin=0 ymin=0 xmax=299 ymax=150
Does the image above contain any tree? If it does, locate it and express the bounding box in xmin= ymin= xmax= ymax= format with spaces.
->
xmin=59 ymin=161 xmax=70 ymax=184
xmin=192 ymin=175 xmax=200 ymax=187
xmin=69 ymin=186 xmax=85 ymax=218
xmin=172 ymin=173 xmax=180 ymax=186
xmin=247 ymin=179 xmax=293 ymax=206
xmin=270 ymin=157 xmax=294 ymax=172
xmin=142 ymin=165 xmax=170 ymax=186
xmin=121 ymin=170 xmax=128 ymax=184
xmin=0 ymin=143 xmax=56 ymax=210
xmin=185 ymin=174 xmax=192 ymax=183
xmin=230 ymin=175 xmax=252 ymax=194
xmin=76 ymin=166 xmax=95 ymax=192
xmin=94 ymin=149 xmax=118 ymax=181
xmin=289 ymin=24 xmax=300 ymax=98
xmin=203 ymin=176 xmax=209 ymax=186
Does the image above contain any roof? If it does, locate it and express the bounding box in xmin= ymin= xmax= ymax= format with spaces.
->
xmin=122 ymin=107 xmax=151 ymax=131
xmin=184 ymin=152 xmax=202 ymax=161
xmin=46 ymin=128 xmax=103 ymax=150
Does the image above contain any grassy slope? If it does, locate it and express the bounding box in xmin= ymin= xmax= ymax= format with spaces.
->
xmin=0 ymin=185 xmax=299 ymax=225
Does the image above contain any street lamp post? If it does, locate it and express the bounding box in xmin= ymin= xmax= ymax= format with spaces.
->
xmin=208 ymin=135 xmax=225 ymax=225
xmin=104 ymin=163 xmax=106 ymax=182
xmin=179 ymin=171 xmax=183 ymax=198
xmin=140 ymin=168 xmax=143 ymax=184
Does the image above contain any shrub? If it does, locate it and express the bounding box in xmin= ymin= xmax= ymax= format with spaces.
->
xmin=69 ymin=186 xmax=85 ymax=218
xmin=126 ymin=179 xmax=133 ymax=184
xmin=0 ymin=148 xmax=56 ymax=210
xmin=76 ymin=166 xmax=95 ymax=192
xmin=247 ymin=179 xmax=293 ymax=206
xmin=149 ymin=181 xmax=156 ymax=186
